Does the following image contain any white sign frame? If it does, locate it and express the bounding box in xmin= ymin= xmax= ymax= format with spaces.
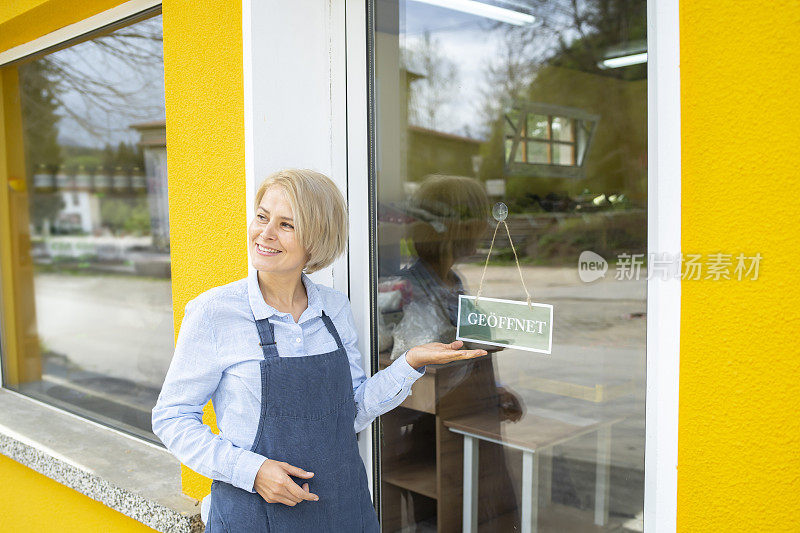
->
xmin=456 ymin=295 xmax=554 ymax=355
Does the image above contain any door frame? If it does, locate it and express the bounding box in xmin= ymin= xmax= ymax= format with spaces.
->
xmin=643 ymin=1 xmax=682 ymax=531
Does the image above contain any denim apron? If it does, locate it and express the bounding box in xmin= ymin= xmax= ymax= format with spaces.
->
xmin=206 ymin=310 xmax=381 ymax=532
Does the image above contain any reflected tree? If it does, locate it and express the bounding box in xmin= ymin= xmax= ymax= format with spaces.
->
xmin=19 ymin=61 xmax=65 ymax=232
xmin=17 ymin=16 xmax=164 ymax=236
xmin=403 ymin=31 xmax=459 ymax=131
xmin=478 ymin=0 xmax=647 ymax=129
xmin=475 ymin=0 xmax=647 ymax=204
xmin=20 ymin=18 xmax=164 ymax=145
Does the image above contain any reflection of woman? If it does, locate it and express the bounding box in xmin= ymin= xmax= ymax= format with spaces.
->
xmin=152 ymin=169 xmax=486 ymax=532
xmin=396 ymin=174 xmax=523 ymax=526
xmin=402 ymin=175 xmax=522 ymax=420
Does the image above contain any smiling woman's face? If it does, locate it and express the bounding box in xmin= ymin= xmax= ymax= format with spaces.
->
xmin=248 ymin=186 xmax=308 ymax=276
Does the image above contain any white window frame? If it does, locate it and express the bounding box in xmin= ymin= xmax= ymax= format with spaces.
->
xmin=644 ymin=0 xmax=681 ymax=530
xmin=242 ymin=0 xmax=349 ymax=293
xmin=247 ymin=0 xmax=681 ymax=528
xmin=0 ymin=0 xmax=161 ymax=65
xmin=241 ymin=0 xmax=366 ymax=470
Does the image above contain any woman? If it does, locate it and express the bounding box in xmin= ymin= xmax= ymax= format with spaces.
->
xmin=151 ymin=169 xmax=487 ymax=532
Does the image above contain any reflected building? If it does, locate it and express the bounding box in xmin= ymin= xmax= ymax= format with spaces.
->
xmin=131 ymin=120 xmax=170 ymax=252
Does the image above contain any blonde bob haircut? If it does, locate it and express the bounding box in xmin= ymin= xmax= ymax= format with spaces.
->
xmin=254 ymin=169 xmax=348 ymax=274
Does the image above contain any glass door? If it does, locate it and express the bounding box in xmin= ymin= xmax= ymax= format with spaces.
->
xmin=370 ymin=0 xmax=647 ymax=531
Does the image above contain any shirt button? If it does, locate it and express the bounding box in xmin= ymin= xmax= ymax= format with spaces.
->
xmin=296 ymin=338 xmax=301 ymax=343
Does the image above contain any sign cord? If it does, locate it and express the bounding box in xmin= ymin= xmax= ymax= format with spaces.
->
xmin=475 ymin=220 xmax=533 ymax=310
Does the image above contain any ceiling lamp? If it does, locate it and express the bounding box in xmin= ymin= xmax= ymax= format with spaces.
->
xmin=409 ymin=0 xmax=536 ymax=26
xmin=601 ymin=52 xmax=647 ymax=69
xmin=599 ymin=40 xmax=647 ymax=69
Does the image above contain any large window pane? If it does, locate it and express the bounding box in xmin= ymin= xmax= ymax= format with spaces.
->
xmin=373 ymin=0 xmax=646 ymax=530
xmin=1 ymin=12 xmax=169 ymax=443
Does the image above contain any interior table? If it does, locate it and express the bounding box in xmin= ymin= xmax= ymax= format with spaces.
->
xmin=444 ymin=411 xmax=623 ymax=533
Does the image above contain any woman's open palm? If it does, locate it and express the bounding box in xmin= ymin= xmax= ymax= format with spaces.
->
xmin=406 ymin=340 xmax=487 ymax=369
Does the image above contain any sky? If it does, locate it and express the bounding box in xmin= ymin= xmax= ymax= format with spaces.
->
xmin=387 ymin=0 xmax=595 ymax=138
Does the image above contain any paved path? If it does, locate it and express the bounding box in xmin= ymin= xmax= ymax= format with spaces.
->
xmin=34 ymin=273 xmax=174 ymax=389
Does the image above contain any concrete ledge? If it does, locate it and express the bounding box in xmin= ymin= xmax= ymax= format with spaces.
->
xmin=0 ymin=389 xmax=202 ymax=532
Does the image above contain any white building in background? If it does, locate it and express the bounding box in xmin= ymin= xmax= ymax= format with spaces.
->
xmin=58 ymin=187 xmax=100 ymax=234
xmin=131 ymin=120 xmax=169 ymax=251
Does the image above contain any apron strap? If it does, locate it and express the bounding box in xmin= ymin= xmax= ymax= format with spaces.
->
xmin=320 ymin=310 xmax=345 ymax=350
xmin=255 ymin=311 xmax=343 ymax=359
xmin=255 ymin=316 xmax=280 ymax=359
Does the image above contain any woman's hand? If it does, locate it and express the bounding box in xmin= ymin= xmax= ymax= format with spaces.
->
xmin=405 ymin=340 xmax=488 ymax=369
xmin=254 ymin=459 xmax=319 ymax=506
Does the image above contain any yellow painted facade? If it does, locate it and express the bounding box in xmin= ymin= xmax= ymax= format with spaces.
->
xmin=677 ymin=0 xmax=800 ymax=530
xmin=0 ymin=0 xmax=244 ymax=526
xmin=160 ymin=0 xmax=246 ymax=502
xmin=0 ymin=0 xmax=798 ymax=531
xmin=0 ymin=454 xmax=156 ymax=532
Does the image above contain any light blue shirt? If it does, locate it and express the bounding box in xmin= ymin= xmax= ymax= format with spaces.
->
xmin=151 ymin=269 xmax=425 ymax=520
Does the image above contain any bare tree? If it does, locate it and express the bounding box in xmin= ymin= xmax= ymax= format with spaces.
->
xmin=403 ymin=31 xmax=459 ymax=131
xmin=20 ymin=16 xmax=164 ymax=146
xmin=474 ymin=0 xmax=646 ymax=136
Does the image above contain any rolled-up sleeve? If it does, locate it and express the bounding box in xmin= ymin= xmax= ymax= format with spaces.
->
xmin=333 ymin=298 xmax=426 ymax=433
xmin=151 ymin=298 xmax=267 ymax=492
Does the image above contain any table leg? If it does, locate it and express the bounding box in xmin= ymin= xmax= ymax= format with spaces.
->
xmin=521 ymin=450 xmax=539 ymax=533
xmin=594 ymin=425 xmax=611 ymax=526
xmin=540 ymin=447 xmax=552 ymax=507
xmin=463 ymin=435 xmax=479 ymax=533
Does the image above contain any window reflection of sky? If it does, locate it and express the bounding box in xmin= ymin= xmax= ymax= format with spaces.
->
xmin=399 ymin=3 xmax=512 ymax=137
xmin=393 ymin=1 xmax=583 ymax=138
xmin=39 ymin=15 xmax=164 ymax=149
xmin=403 ymin=2 xmax=501 ymax=34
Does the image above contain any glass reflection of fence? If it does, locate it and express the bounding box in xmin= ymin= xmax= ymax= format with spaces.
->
xmin=33 ymin=235 xmax=151 ymax=260
xmin=31 ymin=235 xmax=170 ymax=278
xmin=33 ymin=165 xmax=147 ymax=193
xmin=476 ymin=209 xmax=647 ymax=264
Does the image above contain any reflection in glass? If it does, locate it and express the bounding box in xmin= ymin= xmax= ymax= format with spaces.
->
xmin=527 ymin=114 xmax=549 ymax=139
xmin=552 ymin=117 xmax=573 ymax=142
xmin=527 ymin=141 xmax=548 ymax=164
xmin=374 ymin=0 xmax=646 ymax=530
xmin=1 ymin=13 xmax=169 ymax=443
xmin=552 ymin=143 xmax=574 ymax=166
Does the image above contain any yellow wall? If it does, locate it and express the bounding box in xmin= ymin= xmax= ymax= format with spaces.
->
xmin=161 ymin=0 xmax=246 ymax=501
xmin=0 ymin=0 xmax=245 ymax=524
xmin=0 ymin=454 xmax=155 ymax=531
xmin=678 ymin=0 xmax=800 ymax=530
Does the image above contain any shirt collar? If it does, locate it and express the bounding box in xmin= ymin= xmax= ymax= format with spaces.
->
xmin=247 ymin=269 xmax=324 ymax=321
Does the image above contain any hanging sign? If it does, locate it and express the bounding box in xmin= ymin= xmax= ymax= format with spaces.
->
xmin=457 ymin=202 xmax=554 ymax=354
xmin=457 ymin=295 xmax=553 ymax=354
